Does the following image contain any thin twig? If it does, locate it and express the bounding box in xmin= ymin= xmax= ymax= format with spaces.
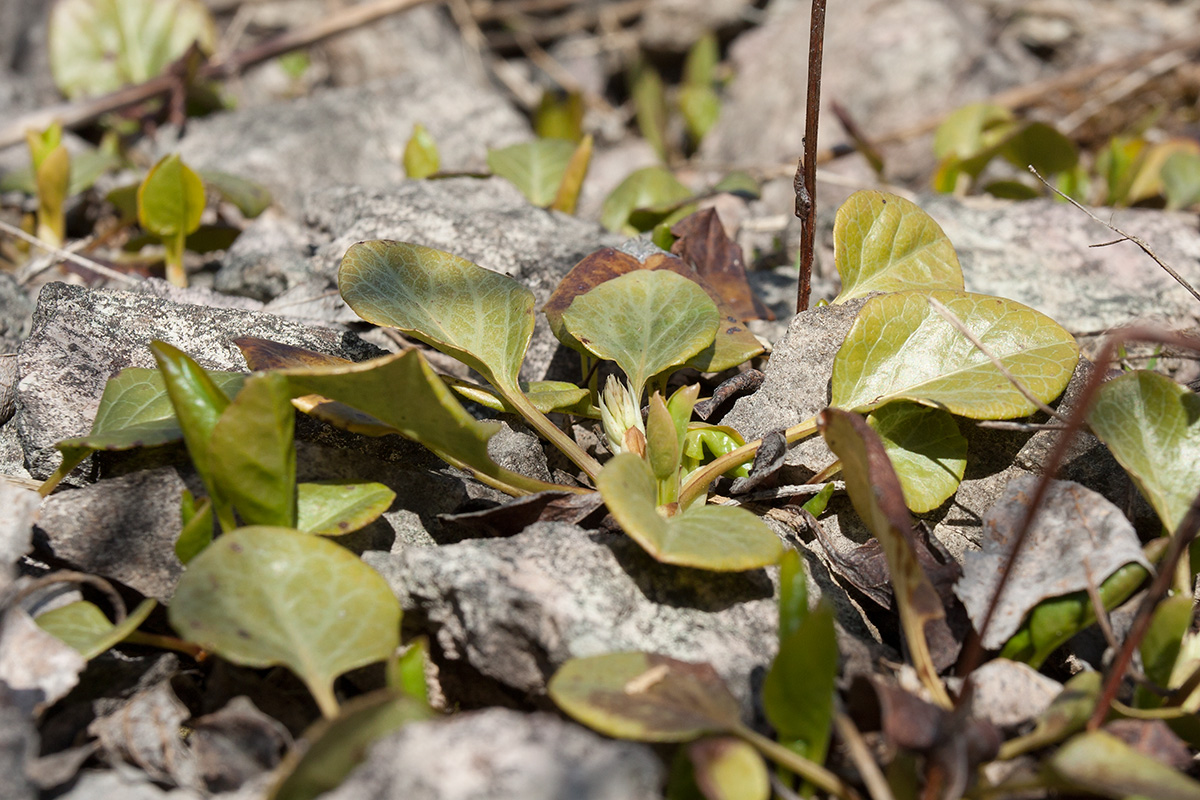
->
xmin=1060 ymin=49 xmax=1192 ymax=136
xmin=926 ymin=295 xmax=1070 ymax=423
xmin=0 ymin=219 xmax=140 ymax=286
xmin=0 ymin=0 xmax=436 ymax=149
xmin=1030 ymin=166 xmax=1200 ymax=307
xmin=1082 ymin=560 xmax=1120 ymax=655
xmin=955 ymin=325 xmax=1200 ymax=692
xmin=975 ymin=420 xmax=1071 ymax=432
xmin=795 ymin=0 xmax=827 ymax=314
xmin=834 ymin=710 xmax=897 ymax=800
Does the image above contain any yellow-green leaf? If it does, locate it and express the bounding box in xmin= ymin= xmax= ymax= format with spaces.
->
xmin=831 ymin=290 xmax=1078 ymax=419
xmin=832 ymin=191 xmax=963 ymax=303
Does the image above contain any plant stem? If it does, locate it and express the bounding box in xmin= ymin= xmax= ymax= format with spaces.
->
xmin=678 ymin=416 xmax=820 ymax=508
xmin=795 ymin=0 xmax=828 ymax=314
xmin=124 ymin=631 xmax=207 ymax=660
xmin=503 ymin=387 xmax=603 ymax=480
xmin=310 ymin=681 xmax=342 ymax=720
xmin=734 ymin=724 xmax=864 ymax=800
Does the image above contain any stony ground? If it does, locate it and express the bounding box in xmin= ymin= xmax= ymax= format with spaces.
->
xmin=2 ymin=1 xmax=1200 ymax=798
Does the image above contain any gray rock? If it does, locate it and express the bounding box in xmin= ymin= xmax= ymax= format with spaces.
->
xmin=34 ymin=467 xmax=190 ymax=602
xmin=0 ymin=273 xmax=33 ymax=342
xmin=14 ymin=281 xmax=385 ymax=481
xmin=701 ymin=0 xmax=1040 ymax=180
xmin=322 ymin=709 xmax=663 ymax=800
xmin=922 ymin=194 xmax=1200 ymax=335
xmin=639 ymin=0 xmax=757 ymax=51
xmin=371 ymin=520 xmax=880 ymax=712
xmin=965 ymin=659 xmax=1061 ymax=730
xmin=0 ymin=481 xmax=36 ymax=591
xmin=219 ymin=179 xmax=621 ymax=380
xmin=722 ymin=297 xmax=867 ymax=474
xmin=0 ymin=694 xmax=36 ymax=800
xmin=167 ymin=70 xmax=530 ymax=213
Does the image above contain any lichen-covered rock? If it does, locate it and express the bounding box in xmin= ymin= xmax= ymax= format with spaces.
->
xmin=14 ymin=282 xmax=385 ymax=481
xmin=166 ymin=70 xmax=530 ymax=213
xmin=369 ymin=520 xmax=882 ymax=712
xmin=322 ymin=709 xmax=663 ymax=800
xmin=218 ymin=179 xmax=621 ymax=381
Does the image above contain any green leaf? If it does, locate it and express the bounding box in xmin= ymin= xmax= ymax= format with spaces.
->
xmin=831 ymin=290 xmax=1079 ymax=419
xmin=684 ymin=32 xmax=719 ymax=87
xmin=1048 ymin=731 xmax=1200 ymax=800
xmin=150 ymin=341 xmax=237 ymax=529
xmin=550 ymin=134 xmax=593 ymax=215
xmin=777 ymin=549 xmax=808 ymax=642
xmin=561 ymin=270 xmax=719 ymax=400
xmin=932 ymin=103 xmax=1016 ymax=162
xmin=170 ymin=526 xmax=401 ymax=718
xmin=680 ymin=85 xmax=721 ymax=144
xmin=647 ymin=392 xmax=683 ymax=482
xmin=138 ymin=154 xmax=206 ymax=239
xmin=35 ymin=599 xmax=156 ymax=660
xmin=710 ymin=172 xmax=760 ymax=200
xmin=487 ymin=139 xmax=578 ymax=207
xmin=597 ymin=454 xmax=782 ymax=571
xmin=818 ymin=408 xmax=952 ymax=707
xmin=867 ymin=402 xmax=967 ymax=513
xmin=1000 ymin=122 xmax=1078 ymax=174
xmin=389 ymin=639 xmax=430 ymax=705
xmin=208 ymin=372 xmax=297 ymax=528
xmin=296 ymin=482 xmax=396 ymax=536
xmin=196 ymin=170 xmax=273 ymax=218
xmin=1135 ymin=594 xmax=1193 ymax=709
xmin=1162 ymin=150 xmax=1200 ymax=210
xmin=44 ymin=367 xmax=244 ymax=495
xmin=339 ymin=241 xmax=533 ymax=398
xmin=1088 ymin=371 xmax=1200 ymax=533
xmin=631 ymin=59 xmax=669 ymax=162
xmin=687 ymin=737 xmax=770 ymax=800
xmin=279 ymin=350 xmax=562 ymax=496
xmin=534 ymin=91 xmax=585 ymax=142
xmin=403 ymin=123 xmax=441 ymax=180
xmin=177 ymin=490 xmax=213 ymax=564
xmin=601 ymin=167 xmax=692 ymax=234
xmin=832 ymin=191 xmax=963 ymax=303
xmin=549 ymin=651 xmax=742 ymax=742
xmin=449 ymin=379 xmax=592 ymax=416
xmin=762 ymin=602 xmax=837 ymax=767
xmin=49 ymin=0 xmax=215 ymax=99
xmin=999 ymin=559 xmax=1151 ymax=669
xmin=269 ymin=690 xmax=432 ymax=800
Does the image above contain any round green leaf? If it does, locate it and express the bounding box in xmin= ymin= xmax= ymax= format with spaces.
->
xmin=601 ymin=167 xmax=692 ymax=234
xmin=687 ymin=737 xmax=770 ymax=800
xmin=597 ymin=453 xmax=782 ymax=571
xmin=296 ymin=482 xmax=396 ymax=536
xmin=933 ymin=103 xmax=1016 ymax=161
xmin=561 ymin=270 xmax=719 ymax=398
xmin=138 ymin=154 xmax=206 ymax=238
xmin=1087 ymin=370 xmax=1200 ymax=533
xmin=170 ymin=526 xmax=401 ymax=717
xmin=867 ymin=402 xmax=967 ymax=513
xmin=549 ymin=652 xmax=742 ymax=742
xmin=403 ymin=123 xmax=441 ymax=180
xmin=1000 ymin=122 xmax=1079 ymax=175
xmin=487 ymin=139 xmax=577 ymax=207
xmin=831 ymin=289 xmax=1079 ymax=419
xmin=832 ymin=191 xmax=963 ymax=303
xmin=339 ymin=241 xmax=534 ymax=395
xmin=36 ymin=599 xmax=156 ymax=661
xmin=49 ymin=0 xmax=215 ymax=99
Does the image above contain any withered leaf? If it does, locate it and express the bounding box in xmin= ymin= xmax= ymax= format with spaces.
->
xmin=437 ymin=491 xmax=607 ymax=541
xmin=670 ymin=208 xmax=774 ymax=322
